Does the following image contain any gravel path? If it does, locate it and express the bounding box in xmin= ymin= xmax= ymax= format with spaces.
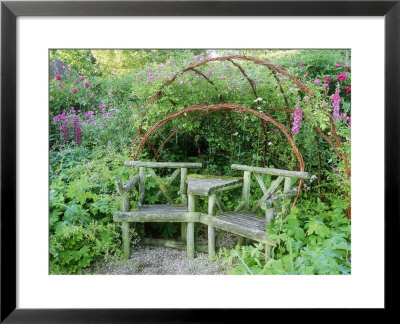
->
xmin=90 ymin=232 xmax=239 ymax=275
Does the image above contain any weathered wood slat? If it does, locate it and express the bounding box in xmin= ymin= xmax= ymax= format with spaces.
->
xmin=187 ymin=176 xmax=243 ymax=196
xmin=156 ymin=169 xmax=180 ymax=198
xmin=147 ymin=167 xmax=175 ymax=205
xmin=252 ymin=176 xmax=284 ymax=213
xmin=141 ymin=238 xmax=209 ymax=253
xmin=114 ymin=204 xmax=200 ymax=222
xmin=123 ymin=174 xmax=139 ymax=191
xmin=284 ymin=177 xmax=292 ymax=193
xmin=125 ymin=161 xmax=202 ymax=168
xmin=200 ymin=213 xmax=275 ymax=245
xmin=180 ymin=168 xmax=188 ymax=206
xmin=254 ymin=173 xmax=268 ymax=195
xmin=231 ymin=164 xmax=311 ymax=179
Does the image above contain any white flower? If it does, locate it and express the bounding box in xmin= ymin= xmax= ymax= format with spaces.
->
xmin=268 ymin=142 xmax=273 ymax=146
xmin=254 ymin=97 xmax=263 ymax=102
xmin=310 ymin=175 xmax=317 ymax=182
xmin=257 ymin=107 xmax=262 ymax=110
xmin=233 ymin=132 xmax=238 ymax=136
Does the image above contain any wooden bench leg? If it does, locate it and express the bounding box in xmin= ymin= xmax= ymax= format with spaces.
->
xmin=122 ymin=222 xmax=130 ymax=260
xmin=208 ymin=226 xmax=215 ymax=259
xmin=187 ymin=222 xmax=195 ymax=259
xmin=187 ymin=193 xmax=196 ymax=259
xmin=265 ymin=242 xmax=271 ymax=261
xmin=181 ymin=223 xmax=187 ymax=242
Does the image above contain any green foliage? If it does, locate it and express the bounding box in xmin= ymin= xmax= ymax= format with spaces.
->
xmin=219 ymin=197 xmax=351 ymax=275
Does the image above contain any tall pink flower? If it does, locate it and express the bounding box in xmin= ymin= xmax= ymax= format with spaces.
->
xmin=291 ymin=107 xmax=303 ymax=134
xmin=330 ymin=87 xmax=341 ymax=121
xmin=335 ymin=72 xmax=348 ymax=81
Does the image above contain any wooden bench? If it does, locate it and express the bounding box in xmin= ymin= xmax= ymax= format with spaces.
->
xmin=113 ymin=162 xmax=310 ymax=261
xmin=113 ymin=161 xmax=202 ymax=259
xmin=200 ymin=164 xmax=311 ymax=259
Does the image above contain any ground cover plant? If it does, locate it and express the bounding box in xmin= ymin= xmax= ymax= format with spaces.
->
xmin=49 ymin=49 xmax=351 ymax=275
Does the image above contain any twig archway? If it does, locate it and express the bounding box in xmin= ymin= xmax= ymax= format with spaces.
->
xmin=133 ymin=103 xmax=306 ymax=207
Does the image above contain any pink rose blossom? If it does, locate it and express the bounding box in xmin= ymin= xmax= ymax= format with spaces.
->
xmin=84 ymin=83 xmax=90 ymax=88
xmin=56 ymin=75 xmax=61 ymax=81
xmin=346 ymin=65 xmax=350 ymax=70
xmin=335 ymin=62 xmax=342 ymax=67
xmin=335 ymin=72 xmax=348 ymax=81
xmin=322 ymin=83 xmax=329 ymax=88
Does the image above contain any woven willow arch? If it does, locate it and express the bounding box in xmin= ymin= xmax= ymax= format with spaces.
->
xmin=132 ymin=103 xmax=307 ymax=207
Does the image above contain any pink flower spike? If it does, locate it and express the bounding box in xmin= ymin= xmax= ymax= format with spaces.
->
xmin=71 ymin=88 xmax=77 ymax=94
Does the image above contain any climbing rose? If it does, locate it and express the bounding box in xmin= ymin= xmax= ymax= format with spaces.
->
xmin=79 ymin=76 xmax=85 ymax=81
xmin=344 ymin=86 xmax=351 ymax=93
xmin=71 ymin=88 xmax=77 ymax=94
xmin=84 ymin=82 xmax=90 ymax=88
xmin=291 ymin=107 xmax=303 ymax=134
xmin=322 ymin=83 xmax=329 ymax=88
xmin=335 ymin=72 xmax=348 ymax=81
xmin=56 ymin=75 xmax=61 ymax=81
xmin=330 ymin=87 xmax=341 ymax=121
xmin=299 ymin=62 xmax=305 ymax=66
xmin=335 ymin=62 xmax=342 ymax=67
xmin=323 ymin=77 xmax=333 ymax=84
xmin=59 ymin=84 xmax=64 ymax=89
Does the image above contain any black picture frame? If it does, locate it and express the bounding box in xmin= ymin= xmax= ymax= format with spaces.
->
xmin=1 ymin=0 xmax=398 ymax=321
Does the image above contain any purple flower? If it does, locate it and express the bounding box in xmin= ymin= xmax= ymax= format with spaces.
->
xmin=75 ymin=79 xmax=80 ymax=84
xmin=111 ymin=71 xmax=115 ymax=75
xmin=67 ymin=67 xmax=72 ymax=72
xmin=84 ymin=83 xmax=90 ymax=88
xmin=140 ymin=105 xmax=144 ymax=109
xmin=90 ymin=93 xmax=95 ymax=99
xmin=79 ymin=76 xmax=85 ymax=81
xmin=299 ymin=62 xmax=305 ymax=66
xmin=291 ymin=107 xmax=303 ymax=134
xmin=71 ymin=88 xmax=77 ymax=94
xmin=59 ymin=84 xmax=64 ymax=89
xmin=335 ymin=62 xmax=342 ymax=68
xmin=56 ymin=75 xmax=61 ymax=81
xmin=170 ymin=59 xmax=175 ymax=63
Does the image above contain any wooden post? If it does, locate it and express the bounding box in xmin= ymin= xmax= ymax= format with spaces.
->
xmin=138 ymin=167 xmax=145 ymax=205
xmin=187 ymin=193 xmax=196 ymax=259
xmin=180 ymin=168 xmax=188 ymax=242
xmin=284 ymin=177 xmax=292 ymax=193
xmin=122 ymin=192 xmax=130 ymax=260
xmin=265 ymin=204 xmax=274 ymax=262
xmin=208 ymin=193 xmax=217 ymax=260
xmin=265 ymin=242 xmax=272 ymax=261
xmin=242 ymin=171 xmax=251 ymax=211
xmin=180 ymin=168 xmax=188 ymax=206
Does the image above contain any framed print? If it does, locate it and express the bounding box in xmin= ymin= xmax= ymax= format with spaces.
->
xmin=1 ymin=0 xmax=399 ymax=321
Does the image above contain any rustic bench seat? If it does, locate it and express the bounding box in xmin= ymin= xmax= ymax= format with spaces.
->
xmin=201 ymin=212 xmax=268 ymax=243
xmin=114 ymin=204 xmax=201 ymax=223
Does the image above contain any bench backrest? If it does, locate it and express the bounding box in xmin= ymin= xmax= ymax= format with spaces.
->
xmin=231 ymin=164 xmax=310 ymax=213
xmin=124 ymin=161 xmax=202 ymax=206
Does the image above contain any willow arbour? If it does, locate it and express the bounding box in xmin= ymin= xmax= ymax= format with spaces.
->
xmin=130 ymin=53 xmax=350 ymax=213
